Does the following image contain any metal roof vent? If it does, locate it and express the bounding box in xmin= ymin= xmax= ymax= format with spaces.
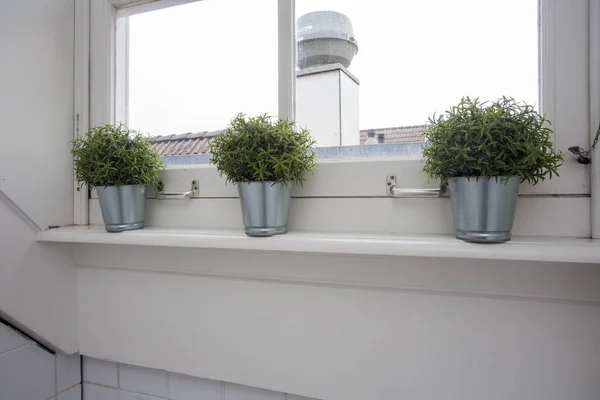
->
xmin=297 ymin=11 xmax=358 ymax=70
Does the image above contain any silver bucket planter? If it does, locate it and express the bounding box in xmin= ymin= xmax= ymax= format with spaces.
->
xmin=238 ymin=181 xmax=292 ymax=237
xmin=96 ymin=184 xmax=146 ymax=232
xmin=448 ymin=177 xmax=520 ymax=243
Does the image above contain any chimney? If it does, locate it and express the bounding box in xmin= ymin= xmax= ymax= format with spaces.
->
xmin=365 ymin=129 xmax=378 ymax=145
xmin=295 ymin=11 xmax=360 ymax=147
xmin=377 ymin=133 xmax=385 ymax=144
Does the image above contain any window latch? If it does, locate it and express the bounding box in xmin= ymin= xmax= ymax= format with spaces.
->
xmin=152 ymin=180 xmax=199 ymax=200
xmin=386 ymin=174 xmax=447 ymax=198
xmin=568 ymin=146 xmax=591 ymax=165
xmin=568 ymin=122 xmax=600 ymax=165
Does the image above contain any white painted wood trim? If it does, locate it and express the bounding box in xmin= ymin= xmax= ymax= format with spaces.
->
xmin=113 ymin=0 xmax=202 ymax=17
xmin=278 ymin=0 xmax=295 ymax=119
xmin=89 ymin=159 xmax=591 ymax=237
xmin=74 ymin=0 xmax=90 ymax=225
xmin=90 ymin=0 xmax=117 ymax=126
xmin=539 ymin=0 xmax=555 ymax=139
xmin=73 ymin=244 xmax=600 ymax=307
xmin=86 ymin=158 xmax=591 ymax=238
xmin=115 ymin=17 xmax=129 ymax=125
xmin=590 ymin=0 xmax=600 ymax=238
xmin=547 ymin=0 xmax=591 ymax=195
xmin=87 ymin=196 xmax=590 ymax=238
xmin=534 ymin=0 xmax=590 ymax=196
xmin=93 ymin=158 xmax=591 ymax=198
xmin=37 ymin=226 xmax=600 ymax=264
xmin=75 ymin=246 xmax=600 ymax=308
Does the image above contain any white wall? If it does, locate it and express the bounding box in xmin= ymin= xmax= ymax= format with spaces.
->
xmin=82 ymin=356 xmax=315 ymax=400
xmin=0 ymin=0 xmax=78 ymax=353
xmin=0 ymin=321 xmax=81 ymax=400
xmin=75 ymin=245 xmax=600 ymax=400
xmin=0 ymin=0 xmax=75 ymax=228
xmin=1 ymin=1 xmax=595 ymax=398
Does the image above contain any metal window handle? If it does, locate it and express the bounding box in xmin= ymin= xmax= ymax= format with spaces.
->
xmin=154 ymin=180 xmax=199 ymax=200
xmin=386 ymin=174 xmax=444 ymax=198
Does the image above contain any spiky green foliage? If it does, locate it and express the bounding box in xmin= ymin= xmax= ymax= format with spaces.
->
xmin=72 ymin=123 xmax=165 ymax=188
xmin=209 ymin=113 xmax=317 ymax=185
xmin=421 ymin=97 xmax=563 ymax=185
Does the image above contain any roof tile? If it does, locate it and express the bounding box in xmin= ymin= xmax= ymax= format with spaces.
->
xmin=150 ymin=126 xmax=426 ymax=156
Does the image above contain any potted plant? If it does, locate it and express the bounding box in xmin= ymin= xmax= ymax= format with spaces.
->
xmin=210 ymin=113 xmax=316 ymax=237
xmin=72 ymin=123 xmax=165 ymax=232
xmin=422 ymin=97 xmax=563 ymax=243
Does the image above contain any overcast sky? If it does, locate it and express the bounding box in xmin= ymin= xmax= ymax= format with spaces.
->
xmin=127 ymin=0 xmax=538 ymax=136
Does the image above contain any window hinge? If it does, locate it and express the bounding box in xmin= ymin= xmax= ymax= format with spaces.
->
xmin=75 ymin=113 xmax=80 ymax=137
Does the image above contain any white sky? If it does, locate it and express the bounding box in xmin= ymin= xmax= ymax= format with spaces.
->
xmin=127 ymin=0 xmax=538 ymax=135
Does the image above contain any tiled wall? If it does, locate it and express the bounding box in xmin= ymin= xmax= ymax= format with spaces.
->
xmin=0 ymin=319 xmax=315 ymax=400
xmin=83 ymin=357 xmax=316 ymax=400
xmin=0 ymin=321 xmax=81 ymax=400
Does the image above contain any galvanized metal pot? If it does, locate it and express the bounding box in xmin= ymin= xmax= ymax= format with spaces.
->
xmin=238 ymin=182 xmax=292 ymax=237
xmin=96 ymin=184 xmax=146 ymax=232
xmin=448 ymin=177 xmax=520 ymax=243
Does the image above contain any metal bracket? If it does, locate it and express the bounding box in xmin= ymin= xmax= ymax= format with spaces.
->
xmin=568 ymin=146 xmax=592 ymax=165
xmin=386 ymin=174 xmax=443 ymax=198
xmin=154 ymin=180 xmax=199 ymax=200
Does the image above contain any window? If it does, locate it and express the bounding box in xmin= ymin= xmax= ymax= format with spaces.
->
xmin=120 ymin=0 xmax=539 ymax=160
xmin=294 ymin=0 xmax=539 ymax=153
xmin=125 ymin=1 xmax=278 ymax=135
xmin=82 ymin=0 xmax=593 ymax=237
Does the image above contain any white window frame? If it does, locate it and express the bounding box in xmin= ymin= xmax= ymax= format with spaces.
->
xmin=77 ymin=0 xmax=599 ymax=238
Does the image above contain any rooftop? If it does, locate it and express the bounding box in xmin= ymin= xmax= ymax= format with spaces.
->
xmin=150 ymin=125 xmax=427 ymax=156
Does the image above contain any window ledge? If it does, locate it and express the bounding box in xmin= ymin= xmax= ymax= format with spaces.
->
xmin=37 ymin=225 xmax=600 ymax=264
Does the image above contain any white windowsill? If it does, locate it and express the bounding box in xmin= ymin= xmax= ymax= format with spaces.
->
xmin=37 ymin=225 xmax=600 ymax=264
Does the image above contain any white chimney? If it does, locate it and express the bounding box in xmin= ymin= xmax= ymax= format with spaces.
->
xmin=296 ymin=64 xmax=360 ymax=146
xmin=295 ymin=11 xmax=360 ymax=147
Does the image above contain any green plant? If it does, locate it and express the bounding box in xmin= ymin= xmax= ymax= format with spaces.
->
xmin=72 ymin=123 xmax=165 ymax=188
xmin=421 ymin=96 xmax=563 ymax=185
xmin=209 ymin=113 xmax=317 ymax=185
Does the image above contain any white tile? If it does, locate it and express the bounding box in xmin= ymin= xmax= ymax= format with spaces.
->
xmin=84 ymin=383 xmax=118 ymax=400
xmin=224 ymin=383 xmax=286 ymax=400
xmin=82 ymin=357 xmax=118 ymax=387
xmin=0 ymin=343 xmax=55 ymax=400
xmin=0 ymin=323 xmax=30 ymax=354
xmin=120 ymin=363 xmax=168 ymax=398
xmin=57 ymin=353 xmax=81 ymax=392
xmin=58 ymin=384 xmax=82 ymax=400
xmin=120 ymin=390 xmax=166 ymax=400
xmin=169 ymin=373 xmax=222 ymax=400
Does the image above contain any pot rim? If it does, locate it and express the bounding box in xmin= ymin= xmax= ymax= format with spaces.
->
xmin=235 ymin=181 xmax=290 ymax=186
xmin=448 ymin=176 xmax=521 ymax=181
xmin=95 ymin=183 xmax=147 ymax=189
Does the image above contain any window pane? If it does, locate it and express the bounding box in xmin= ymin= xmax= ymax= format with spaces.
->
xmin=295 ymin=0 xmax=538 ymax=152
xmin=122 ymin=0 xmax=538 ymax=163
xmin=125 ymin=0 xmax=278 ymax=137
